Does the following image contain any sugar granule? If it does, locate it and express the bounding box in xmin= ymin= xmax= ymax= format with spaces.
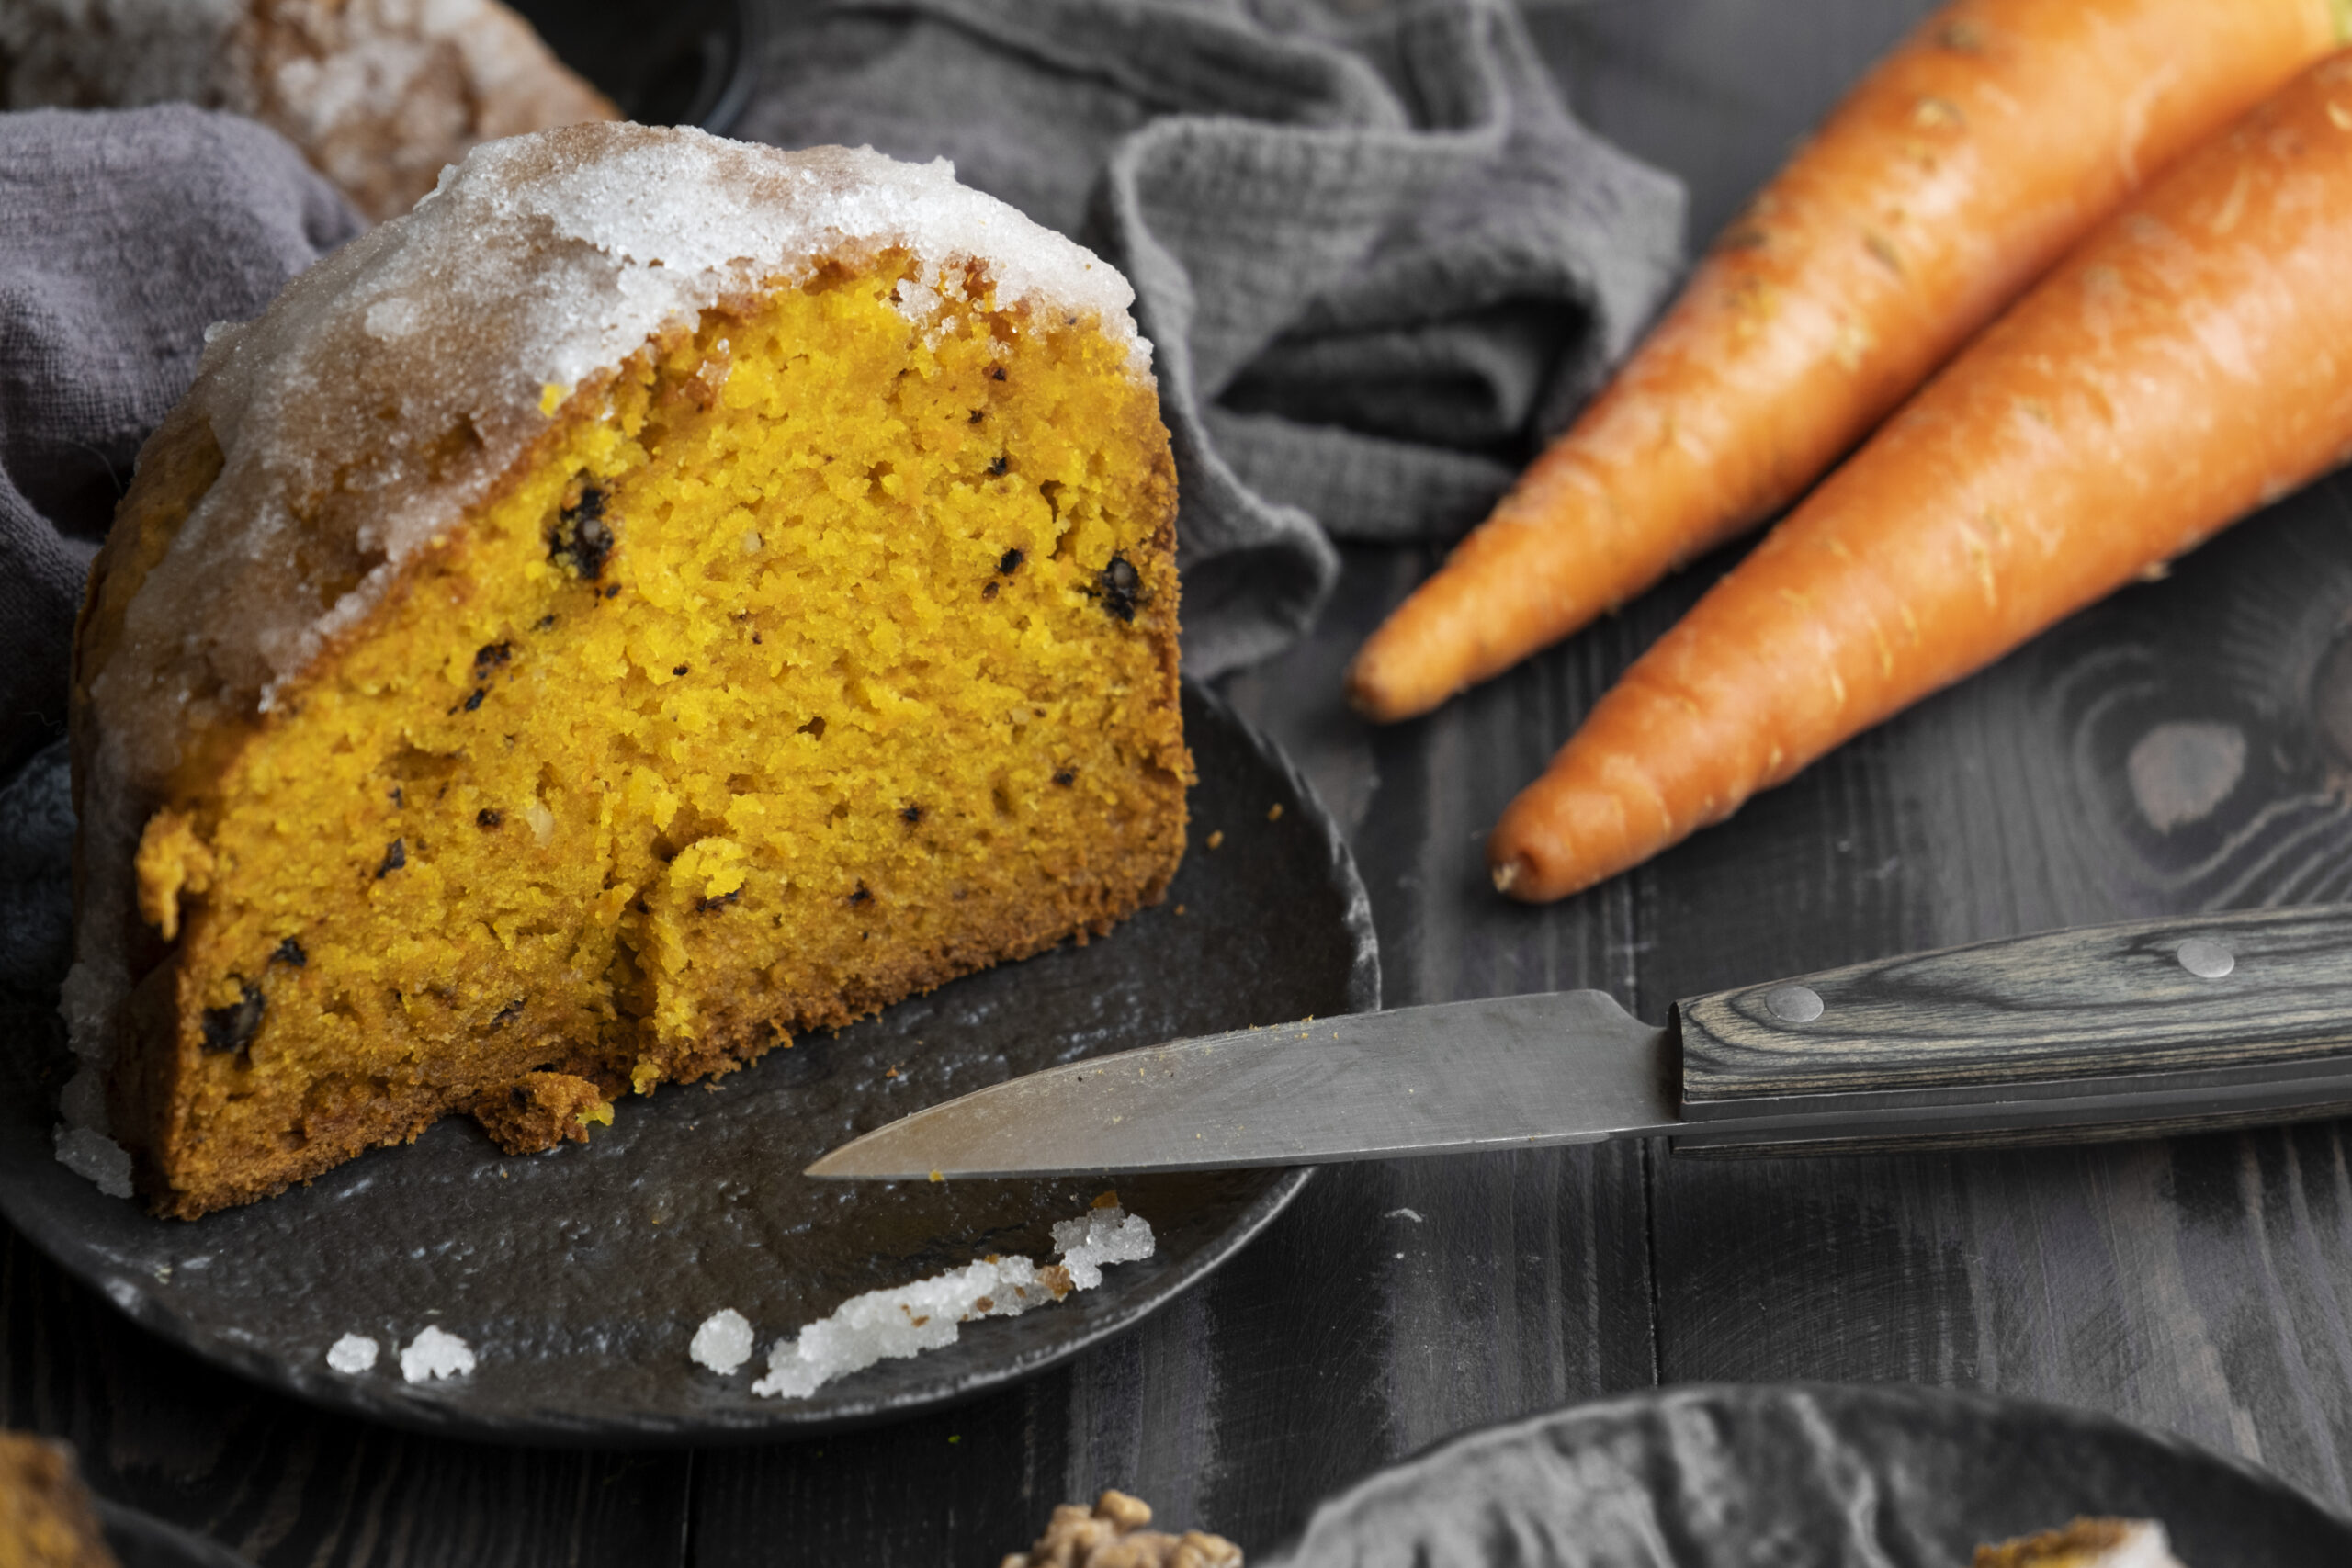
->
xmin=691 ymin=1308 xmax=754 ymax=1374
xmin=751 ymin=1205 xmax=1155 ymax=1400
xmin=1052 ymin=1206 xmax=1156 ymax=1291
xmin=399 ymin=1325 xmax=476 ymax=1382
xmin=52 ymin=1125 xmax=132 ymax=1199
xmin=326 ymin=1334 xmax=379 ymax=1374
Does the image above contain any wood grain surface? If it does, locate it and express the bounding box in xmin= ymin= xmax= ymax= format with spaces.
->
xmin=14 ymin=0 xmax=2352 ymax=1562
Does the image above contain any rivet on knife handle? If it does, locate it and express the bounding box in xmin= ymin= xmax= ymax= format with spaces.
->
xmin=1668 ymin=906 xmax=2352 ymax=1156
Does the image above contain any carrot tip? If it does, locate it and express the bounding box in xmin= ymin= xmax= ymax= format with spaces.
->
xmin=1342 ymin=659 xmax=1405 ymax=723
xmin=1490 ymin=857 xmax=1522 ymax=897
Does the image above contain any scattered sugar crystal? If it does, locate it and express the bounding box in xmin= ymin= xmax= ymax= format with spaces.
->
xmin=399 ymin=1325 xmax=476 ymax=1382
xmin=326 ymin=1334 xmax=379 ymax=1374
xmin=752 ymin=1206 xmax=1155 ymax=1400
xmin=364 ymin=297 xmax=421 ymax=339
xmin=691 ymin=1309 xmax=754 ymax=1373
xmin=1052 ymin=1205 xmax=1157 ymax=1290
xmin=53 ymin=1125 xmax=133 ymax=1199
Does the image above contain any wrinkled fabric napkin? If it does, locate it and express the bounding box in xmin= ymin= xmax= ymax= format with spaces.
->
xmin=0 ymin=106 xmax=364 ymax=776
xmin=0 ymin=0 xmax=1681 ymax=781
xmin=741 ymin=0 xmax=1683 ymax=673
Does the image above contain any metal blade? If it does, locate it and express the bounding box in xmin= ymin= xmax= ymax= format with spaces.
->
xmin=805 ymin=991 xmax=1678 ymax=1179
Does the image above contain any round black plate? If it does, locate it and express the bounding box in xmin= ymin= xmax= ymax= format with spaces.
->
xmin=0 ymin=682 xmax=1376 ymax=1444
xmin=1268 ymin=1382 xmax=2352 ymax=1567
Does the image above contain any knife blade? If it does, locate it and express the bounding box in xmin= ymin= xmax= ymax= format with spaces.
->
xmin=806 ymin=905 xmax=2352 ymax=1180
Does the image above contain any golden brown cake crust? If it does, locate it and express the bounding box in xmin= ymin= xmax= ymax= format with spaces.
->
xmin=70 ymin=130 xmax=1182 ymax=1219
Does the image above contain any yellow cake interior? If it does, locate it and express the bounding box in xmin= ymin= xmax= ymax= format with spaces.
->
xmin=120 ymin=251 xmax=1186 ymax=1216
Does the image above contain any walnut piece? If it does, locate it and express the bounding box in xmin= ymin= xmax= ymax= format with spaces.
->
xmin=1001 ymin=1491 xmax=1241 ymax=1568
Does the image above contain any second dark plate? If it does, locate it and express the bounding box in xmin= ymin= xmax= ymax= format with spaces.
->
xmin=0 ymin=682 xmax=1376 ymax=1443
xmin=1269 ymin=1382 xmax=2352 ymax=1567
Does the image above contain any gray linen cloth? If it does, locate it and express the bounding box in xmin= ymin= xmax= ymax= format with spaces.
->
xmin=741 ymin=0 xmax=1685 ymax=673
xmin=0 ymin=106 xmax=363 ymax=775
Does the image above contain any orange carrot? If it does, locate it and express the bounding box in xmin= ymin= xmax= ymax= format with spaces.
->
xmin=1347 ymin=0 xmax=2346 ymax=724
xmin=1489 ymin=48 xmax=2352 ymax=902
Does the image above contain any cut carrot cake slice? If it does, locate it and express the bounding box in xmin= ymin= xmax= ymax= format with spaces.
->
xmin=63 ymin=124 xmax=1186 ymax=1218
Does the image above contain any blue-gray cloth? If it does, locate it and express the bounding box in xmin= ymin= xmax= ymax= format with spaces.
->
xmin=0 ymin=106 xmax=363 ymax=775
xmin=741 ymin=0 xmax=1684 ymax=673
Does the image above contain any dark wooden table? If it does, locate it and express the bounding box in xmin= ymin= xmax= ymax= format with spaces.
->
xmin=14 ymin=2 xmax=2352 ymax=1561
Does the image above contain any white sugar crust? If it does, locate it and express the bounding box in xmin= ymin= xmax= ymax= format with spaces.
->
xmin=65 ymin=123 xmax=1149 ymax=1158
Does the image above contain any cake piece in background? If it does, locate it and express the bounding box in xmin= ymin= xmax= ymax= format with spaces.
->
xmin=0 ymin=1432 xmax=119 ymax=1568
xmin=69 ymin=124 xmax=1185 ymax=1218
xmin=1975 ymin=1517 xmax=2188 ymax=1568
xmin=1002 ymin=1491 xmax=1239 ymax=1568
xmin=0 ymin=0 xmax=616 ymax=220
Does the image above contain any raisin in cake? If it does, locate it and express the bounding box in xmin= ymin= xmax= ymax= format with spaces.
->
xmin=66 ymin=124 xmax=1186 ymax=1218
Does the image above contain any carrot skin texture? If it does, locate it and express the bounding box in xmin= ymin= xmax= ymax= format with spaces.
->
xmin=1489 ymin=51 xmax=2352 ymax=904
xmin=1347 ymin=0 xmax=2343 ymax=724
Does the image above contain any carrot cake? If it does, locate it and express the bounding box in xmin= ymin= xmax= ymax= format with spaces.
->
xmin=63 ymin=124 xmax=1186 ymax=1218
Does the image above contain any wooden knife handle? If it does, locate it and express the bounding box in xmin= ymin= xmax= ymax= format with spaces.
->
xmin=1669 ymin=906 xmax=2352 ymax=1156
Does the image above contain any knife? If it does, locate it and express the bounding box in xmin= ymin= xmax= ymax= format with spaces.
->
xmin=805 ymin=907 xmax=2352 ymax=1179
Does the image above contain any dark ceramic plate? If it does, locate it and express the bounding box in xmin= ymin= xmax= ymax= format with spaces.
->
xmin=1268 ymin=1382 xmax=2352 ymax=1567
xmin=97 ymin=1499 xmax=254 ymax=1568
xmin=0 ymin=683 xmax=1376 ymax=1443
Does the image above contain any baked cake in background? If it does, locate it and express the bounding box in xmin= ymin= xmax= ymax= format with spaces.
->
xmin=65 ymin=124 xmax=1186 ymax=1217
xmin=0 ymin=0 xmax=616 ymax=220
xmin=0 ymin=1433 xmax=118 ymax=1568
